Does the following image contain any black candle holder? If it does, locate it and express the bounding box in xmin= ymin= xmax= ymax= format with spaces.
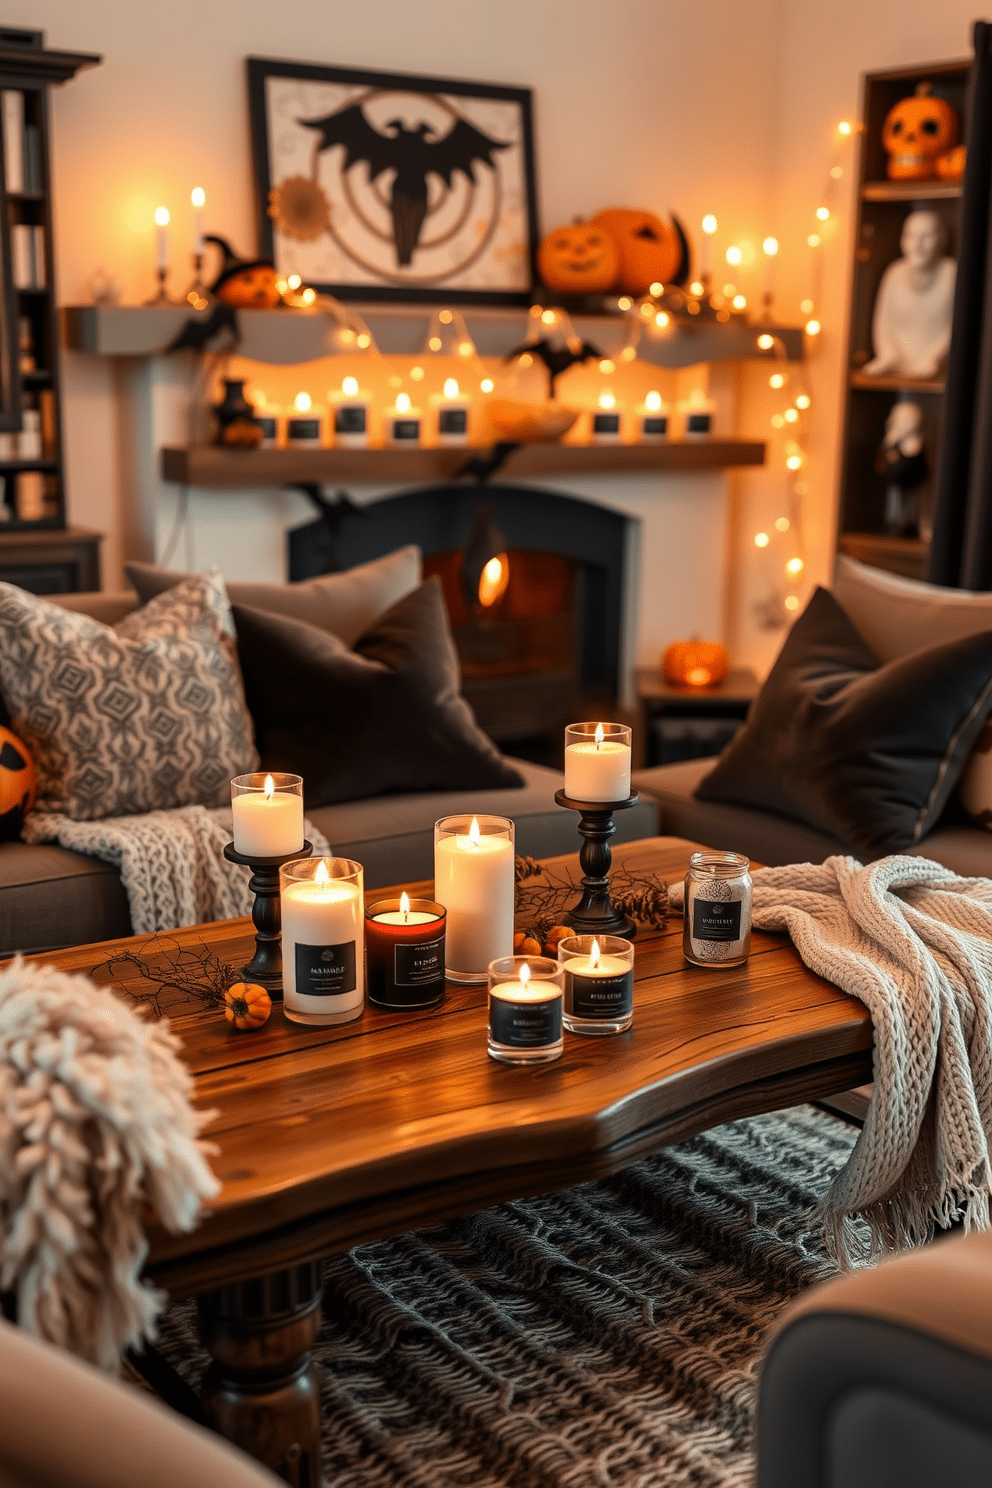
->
xmin=224 ymin=840 xmax=314 ymax=999
xmin=554 ymin=789 xmax=640 ymax=940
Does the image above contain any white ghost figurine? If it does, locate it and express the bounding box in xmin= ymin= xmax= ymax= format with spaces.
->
xmin=863 ymin=210 xmax=956 ymax=380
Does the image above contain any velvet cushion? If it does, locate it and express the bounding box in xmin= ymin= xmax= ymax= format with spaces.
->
xmin=232 ymin=577 xmax=524 ymax=807
xmin=0 ymin=573 xmax=258 ymax=820
xmin=695 ymin=586 xmax=992 ymax=858
xmin=125 ymin=545 xmax=422 ymax=649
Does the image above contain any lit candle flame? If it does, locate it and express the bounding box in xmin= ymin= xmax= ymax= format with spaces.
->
xmin=478 ymin=553 xmax=508 ymax=609
xmin=443 ymin=378 xmax=460 ymax=398
xmin=315 ymin=860 xmax=330 ymax=885
xmin=294 ymin=391 xmax=311 ymax=412
xmin=154 ymin=205 xmax=169 ymax=227
xmin=395 ymin=392 xmax=411 ymax=413
xmin=590 ymin=939 xmax=601 ymax=968
xmin=519 ymin=963 xmax=531 ymax=987
xmin=469 ymin=816 xmax=481 ymax=847
xmin=263 ymin=773 xmax=275 ymax=801
xmin=595 ymin=723 xmax=605 ymax=750
xmin=400 ymin=890 xmax=410 ymax=922
xmin=191 ymin=186 xmax=205 ymax=209
xmin=342 ymin=375 xmax=359 ymax=397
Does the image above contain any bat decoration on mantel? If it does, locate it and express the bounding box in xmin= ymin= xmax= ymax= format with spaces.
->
xmin=299 ymin=104 xmax=509 ymax=267
xmin=506 ymin=337 xmax=603 ymax=397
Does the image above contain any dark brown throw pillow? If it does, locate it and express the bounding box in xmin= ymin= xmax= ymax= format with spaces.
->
xmin=695 ymin=586 xmax=992 ymax=858
xmin=232 ymin=577 xmax=524 ymax=807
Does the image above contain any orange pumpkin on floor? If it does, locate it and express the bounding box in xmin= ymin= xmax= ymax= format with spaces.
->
xmin=224 ymin=981 xmax=272 ymax=1030
xmin=537 ymin=220 xmax=620 ymax=294
xmin=590 ymin=208 xmax=690 ymax=295
xmin=662 ymin=639 xmax=729 ymax=689
xmin=0 ymin=726 xmax=36 ymax=841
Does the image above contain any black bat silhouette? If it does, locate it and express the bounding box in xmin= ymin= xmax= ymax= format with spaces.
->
xmin=300 ymin=103 xmax=509 ymax=267
xmin=506 ymin=337 xmax=603 ymax=397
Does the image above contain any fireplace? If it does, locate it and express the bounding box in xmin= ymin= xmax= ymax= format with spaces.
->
xmin=288 ymin=483 xmax=631 ymax=758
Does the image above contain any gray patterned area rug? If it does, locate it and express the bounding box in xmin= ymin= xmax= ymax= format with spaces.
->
xmin=156 ymin=1104 xmax=862 ymax=1488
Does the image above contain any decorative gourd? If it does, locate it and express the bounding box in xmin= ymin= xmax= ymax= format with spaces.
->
xmin=662 ymin=638 xmax=729 ymax=689
xmin=936 ymin=143 xmax=967 ymax=181
xmin=223 ymin=981 xmax=272 ymax=1030
xmin=0 ymin=726 xmax=35 ymax=842
xmin=537 ymin=220 xmax=620 ymax=294
xmin=590 ymin=208 xmax=689 ymax=295
xmin=513 ymin=931 xmax=543 ymax=957
xmin=882 ymin=84 xmax=958 ymax=180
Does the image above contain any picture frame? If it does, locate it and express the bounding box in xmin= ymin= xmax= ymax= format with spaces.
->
xmin=247 ymin=57 xmax=539 ymax=306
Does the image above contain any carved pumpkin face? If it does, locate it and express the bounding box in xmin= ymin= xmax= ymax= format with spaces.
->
xmin=590 ymin=208 xmax=688 ymax=295
xmin=537 ymin=222 xmax=620 ymax=294
xmin=214 ymin=266 xmax=283 ymax=309
xmin=662 ymin=639 xmax=729 ymax=689
xmin=882 ymin=87 xmax=958 ymax=180
xmin=0 ymin=726 xmax=35 ymax=841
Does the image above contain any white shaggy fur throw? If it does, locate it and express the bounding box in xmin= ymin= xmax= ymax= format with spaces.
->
xmin=22 ymin=805 xmax=331 ymax=936
xmin=0 ymin=955 xmax=220 ymax=1370
xmin=673 ymin=854 xmax=992 ymax=1263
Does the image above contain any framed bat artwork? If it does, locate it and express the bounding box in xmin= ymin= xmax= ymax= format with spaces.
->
xmin=247 ymin=58 xmax=539 ymax=305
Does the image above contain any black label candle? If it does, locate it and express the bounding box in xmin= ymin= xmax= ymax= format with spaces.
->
xmin=487 ymin=956 xmax=564 ymax=1065
xmin=365 ymin=893 xmax=446 ymax=1009
xmin=557 ymin=933 xmax=634 ymax=1036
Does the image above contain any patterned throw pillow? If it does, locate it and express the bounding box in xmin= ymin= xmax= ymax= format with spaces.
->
xmin=0 ymin=572 xmax=258 ymax=820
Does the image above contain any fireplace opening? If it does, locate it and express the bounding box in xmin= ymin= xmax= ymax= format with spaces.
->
xmin=288 ymin=483 xmax=630 ymax=764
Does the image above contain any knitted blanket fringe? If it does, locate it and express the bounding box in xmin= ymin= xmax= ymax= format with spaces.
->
xmin=0 ymin=955 xmax=220 ymax=1370
xmin=22 ymin=805 xmax=331 ymax=935
xmin=672 ymin=854 xmax=992 ymax=1265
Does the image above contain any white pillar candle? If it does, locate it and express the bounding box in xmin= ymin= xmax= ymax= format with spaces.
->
xmin=564 ymin=723 xmax=631 ymax=802
xmin=434 ymin=377 xmax=470 ymax=445
xmin=331 ymin=376 xmax=369 ymax=447
xmin=231 ymin=773 xmax=304 ymax=857
xmin=281 ymin=860 xmax=364 ymax=1023
xmin=434 ymin=815 xmax=514 ymax=980
xmin=154 ymin=206 xmax=169 ymax=271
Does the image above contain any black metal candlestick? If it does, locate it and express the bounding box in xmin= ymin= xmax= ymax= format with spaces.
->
xmin=554 ymin=789 xmax=639 ymax=940
xmin=224 ymin=840 xmax=313 ymax=999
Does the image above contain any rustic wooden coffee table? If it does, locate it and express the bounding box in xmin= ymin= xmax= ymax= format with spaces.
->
xmin=26 ymin=836 xmax=873 ymax=1486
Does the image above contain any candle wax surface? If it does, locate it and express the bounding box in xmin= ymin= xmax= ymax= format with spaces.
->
xmin=231 ymin=789 xmax=303 ymax=857
xmin=491 ymin=982 xmax=561 ymax=1003
xmin=372 ymin=910 xmax=438 ymax=925
xmin=566 ymin=954 xmax=629 ymax=977
xmin=563 ymin=740 xmax=631 ymax=802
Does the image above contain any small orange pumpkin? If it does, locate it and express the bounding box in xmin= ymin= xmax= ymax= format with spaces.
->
xmin=0 ymin=726 xmax=35 ymax=842
xmin=590 ymin=208 xmax=689 ymax=295
xmin=662 ymin=638 xmax=729 ymax=689
xmin=936 ymin=143 xmax=967 ymax=181
xmin=537 ymin=220 xmax=620 ymax=294
xmin=882 ymin=83 xmax=958 ymax=180
xmin=223 ymin=981 xmax=272 ymax=1030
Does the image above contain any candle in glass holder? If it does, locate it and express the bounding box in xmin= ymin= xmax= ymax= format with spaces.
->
xmin=557 ymin=933 xmax=634 ymax=1035
xmin=366 ymin=892 xmax=446 ymax=1008
xmin=678 ymin=388 xmax=715 ymax=439
xmin=591 ymin=390 xmax=622 ymax=443
xmin=487 ymin=956 xmax=564 ymax=1064
xmin=434 ymin=814 xmax=514 ymax=983
xmin=231 ymin=772 xmax=304 ymax=857
xmin=434 ymin=377 xmax=470 ymax=445
xmin=563 ymin=723 xmax=631 ymax=802
xmin=286 ymin=391 xmax=324 ymax=447
xmin=331 ymin=375 xmax=369 ymax=448
xmin=281 ymin=857 xmax=364 ymax=1024
xmin=639 ymin=389 xmax=668 ymax=442
xmin=386 ymin=391 xmax=421 ymax=445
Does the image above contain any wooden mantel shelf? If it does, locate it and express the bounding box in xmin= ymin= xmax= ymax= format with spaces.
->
xmin=161 ymin=440 xmax=765 ymax=487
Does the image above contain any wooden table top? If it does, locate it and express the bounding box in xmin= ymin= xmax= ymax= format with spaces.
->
xmin=30 ymin=837 xmax=873 ymax=1296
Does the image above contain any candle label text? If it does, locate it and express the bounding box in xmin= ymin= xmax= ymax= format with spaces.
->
xmin=567 ymin=970 xmax=633 ymax=1019
xmin=287 ymin=418 xmax=321 ymax=440
xmin=692 ymin=899 xmax=742 ymax=942
xmin=489 ymin=995 xmax=562 ymax=1048
xmin=643 ymin=415 xmax=668 ymax=435
xmin=295 ymin=940 xmax=357 ymax=996
xmin=592 ymin=412 xmax=621 ymax=435
xmin=439 ymin=407 xmax=467 ymax=435
xmin=392 ymin=418 xmax=421 ymax=440
xmin=686 ymin=412 xmax=712 ymax=434
xmin=335 ymin=404 xmax=367 ymax=434
xmin=394 ymin=936 xmax=445 ymax=987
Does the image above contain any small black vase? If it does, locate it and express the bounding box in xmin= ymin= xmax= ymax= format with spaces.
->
xmin=212 ymin=378 xmax=262 ymax=447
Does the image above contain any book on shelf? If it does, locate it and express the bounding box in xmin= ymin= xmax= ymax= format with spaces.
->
xmin=12 ymin=223 xmax=46 ymax=289
xmin=23 ymin=124 xmax=41 ymax=193
xmin=15 ymin=469 xmax=43 ymax=521
xmin=2 ymin=90 xmax=23 ymax=193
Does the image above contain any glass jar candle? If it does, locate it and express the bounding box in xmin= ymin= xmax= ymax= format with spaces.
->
xmin=280 ymin=857 xmax=364 ymax=1024
xmin=487 ymin=955 xmax=564 ymax=1065
xmin=563 ymin=722 xmax=632 ymax=802
xmin=682 ymin=851 xmax=751 ymax=968
xmin=557 ymin=933 xmax=634 ymax=1035
xmin=365 ymin=893 xmax=446 ymax=1009
xmin=231 ymin=772 xmax=304 ymax=858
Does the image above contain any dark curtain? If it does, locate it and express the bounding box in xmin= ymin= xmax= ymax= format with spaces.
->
xmin=928 ymin=19 xmax=992 ymax=588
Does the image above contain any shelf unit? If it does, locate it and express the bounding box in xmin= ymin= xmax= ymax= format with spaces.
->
xmin=837 ymin=56 xmax=969 ymax=580
xmin=0 ymin=28 xmax=99 ymax=575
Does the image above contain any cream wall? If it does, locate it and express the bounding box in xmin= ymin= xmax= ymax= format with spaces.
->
xmin=6 ymin=0 xmax=984 ymax=670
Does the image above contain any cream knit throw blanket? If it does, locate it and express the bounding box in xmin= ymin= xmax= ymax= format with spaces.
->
xmin=22 ymin=806 xmax=331 ymax=935
xmin=674 ymin=854 xmax=992 ymax=1264
xmin=0 ymin=954 xmax=220 ymax=1369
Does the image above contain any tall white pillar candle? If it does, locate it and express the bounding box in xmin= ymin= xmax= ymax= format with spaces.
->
xmin=231 ymin=772 xmax=304 ymax=857
xmin=281 ymin=858 xmax=364 ymax=1024
xmin=563 ymin=723 xmax=632 ymax=802
xmin=434 ymin=814 xmax=515 ymax=983
xmin=154 ymin=206 xmax=170 ymax=271
xmin=191 ymin=186 xmax=206 ymax=255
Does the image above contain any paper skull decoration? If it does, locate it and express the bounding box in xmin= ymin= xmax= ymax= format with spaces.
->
xmin=590 ymin=208 xmax=690 ymax=295
xmin=537 ymin=221 xmax=620 ymax=294
xmin=882 ymin=83 xmax=958 ymax=180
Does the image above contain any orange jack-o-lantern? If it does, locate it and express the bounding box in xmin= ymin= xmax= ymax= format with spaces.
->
xmin=662 ymin=638 xmax=729 ymax=689
xmin=882 ymin=83 xmax=959 ymax=180
xmin=590 ymin=208 xmax=689 ymax=295
xmin=0 ymin=726 xmax=36 ymax=841
xmin=207 ymin=234 xmax=284 ymax=309
xmin=537 ymin=220 xmax=620 ymax=294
